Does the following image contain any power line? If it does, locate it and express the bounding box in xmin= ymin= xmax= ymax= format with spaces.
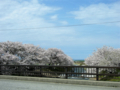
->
xmin=0 ymin=20 xmax=120 ymax=31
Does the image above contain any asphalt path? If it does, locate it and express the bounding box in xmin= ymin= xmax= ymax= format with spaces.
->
xmin=0 ymin=79 xmax=120 ymax=90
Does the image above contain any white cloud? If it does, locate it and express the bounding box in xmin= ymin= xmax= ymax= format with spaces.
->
xmin=0 ymin=0 xmax=61 ymax=29
xmin=0 ymin=0 xmax=119 ymax=48
xmin=71 ymin=2 xmax=120 ymax=26
xmin=0 ymin=0 xmax=77 ymax=47
xmin=50 ymin=15 xmax=58 ymax=20
xmin=59 ymin=21 xmax=68 ymax=25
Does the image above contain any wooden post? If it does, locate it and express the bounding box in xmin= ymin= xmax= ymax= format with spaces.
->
xmin=65 ymin=67 xmax=68 ymax=79
xmin=19 ymin=66 xmax=21 ymax=76
xmin=40 ymin=66 xmax=42 ymax=77
xmin=96 ymin=67 xmax=99 ymax=81
xmin=0 ymin=65 xmax=1 ymax=75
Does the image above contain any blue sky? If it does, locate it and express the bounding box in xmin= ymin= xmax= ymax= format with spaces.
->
xmin=0 ymin=0 xmax=120 ymax=60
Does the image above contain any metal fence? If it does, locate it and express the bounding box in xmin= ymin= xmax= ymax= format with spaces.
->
xmin=0 ymin=65 xmax=120 ymax=81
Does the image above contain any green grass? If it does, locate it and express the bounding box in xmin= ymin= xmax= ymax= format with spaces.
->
xmin=109 ymin=76 xmax=120 ymax=81
xmin=99 ymin=76 xmax=120 ymax=82
xmin=99 ymin=70 xmax=120 ymax=82
xmin=74 ymin=61 xmax=86 ymax=66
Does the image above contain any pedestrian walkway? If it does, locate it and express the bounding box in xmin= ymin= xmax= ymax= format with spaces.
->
xmin=0 ymin=79 xmax=120 ymax=90
xmin=0 ymin=75 xmax=120 ymax=87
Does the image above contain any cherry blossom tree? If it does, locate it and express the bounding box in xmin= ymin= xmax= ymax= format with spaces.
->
xmin=84 ymin=46 xmax=120 ymax=78
xmin=45 ymin=48 xmax=74 ymax=66
xmin=0 ymin=41 xmax=74 ymax=75
xmin=0 ymin=41 xmax=74 ymax=66
xmin=85 ymin=46 xmax=120 ymax=66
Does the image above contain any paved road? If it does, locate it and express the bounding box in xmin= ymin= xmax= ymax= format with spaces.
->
xmin=0 ymin=79 xmax=120 ymax=90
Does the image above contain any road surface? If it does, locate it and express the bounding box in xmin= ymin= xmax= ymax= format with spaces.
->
xmin=0 ymin=79 xmax=119 ymax=90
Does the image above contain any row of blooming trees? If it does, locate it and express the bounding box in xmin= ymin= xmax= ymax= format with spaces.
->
xmin=0 ymin=41 xmax=74 ymax=66
xmin=85 ymin=46 xmax=120 ymax=66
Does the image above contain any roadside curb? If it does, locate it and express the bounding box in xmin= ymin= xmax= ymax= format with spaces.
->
xmin=0 ymin=75 xmax=120 ymax=87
